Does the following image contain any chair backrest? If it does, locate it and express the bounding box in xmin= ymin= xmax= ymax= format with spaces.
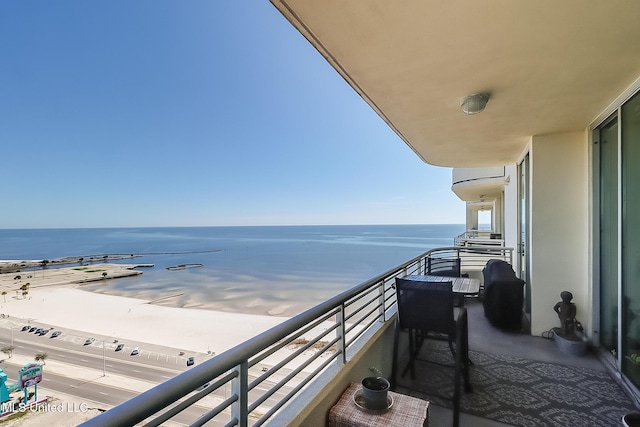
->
xmin=427 ymin=256 xmax=461 ymax=277
xmin=395 ymin=277 xmax=455 ymax=336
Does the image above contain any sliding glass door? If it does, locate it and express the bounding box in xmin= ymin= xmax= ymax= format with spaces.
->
xmin=621 ymin=92 xmax=640 ymax=385
xmin=596 ymin=91 xmax=640 ymax=390
xmin=598 ymin=116 xmax=618 ymax=356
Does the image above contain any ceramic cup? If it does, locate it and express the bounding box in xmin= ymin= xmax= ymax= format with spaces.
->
xmin=361 ymin=376 xmax=390 ymax=410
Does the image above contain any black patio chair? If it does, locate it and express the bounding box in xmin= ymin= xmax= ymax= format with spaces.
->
xmin=427 ymin=256 xmax=469 ymax=306
xmin=426 ymin=256 xmax=461 ymax=277
xmin=392 ymin=277 xmax=472 ymax=427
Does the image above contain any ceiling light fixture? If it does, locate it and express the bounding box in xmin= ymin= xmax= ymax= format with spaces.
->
xmin=461 ymin=93 xmax=490 ymax=115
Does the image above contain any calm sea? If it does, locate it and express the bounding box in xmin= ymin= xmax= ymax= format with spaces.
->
xmin=0 ymin=225 xmax=464 ymax=316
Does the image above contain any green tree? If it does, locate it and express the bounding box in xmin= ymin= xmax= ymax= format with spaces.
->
xmin=1 ymin=345 xmax=15 ymax=359
xmin=35 ymin=352 xmax=48 ymax=365
xmin=20 ymin=283 xmax=30 ymax=299
xmin=40 ymin=259 xmax=49 ymax=278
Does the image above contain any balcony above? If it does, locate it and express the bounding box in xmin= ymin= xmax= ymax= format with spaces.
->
xmin=452 ymin=167 xmax=506 ymax=203
xmin=270 ymin=0 xmax=640 ymax=168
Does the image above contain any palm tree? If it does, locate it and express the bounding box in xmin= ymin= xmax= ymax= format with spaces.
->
xmin=40 ymin=259 xmax=49 ymax=278
xmin=20 ymin=283 xmax=30 ymax=299
xmin=1 ymin=345 xmax=15 ymax=358
xmin=35 ymin=352 xmax=48 ymax=365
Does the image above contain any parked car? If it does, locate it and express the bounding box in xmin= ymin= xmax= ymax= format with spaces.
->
xmin=84 ymin=337 xmax=95 ymax=346
xmin=34 ymin=328 xmax=43 ymax=334
xmin=29 ymin=327 xmax=37 ymax=333
xmin=131 ymin=347 xmax=139 ymax=356
xmin=39 ymin=329 xmax=49 ymax=336
xmin=21 ymin=325 xmax=30 ymax=332
xmin=50 ymin=331 xmax=61 ymax=338
xmin=115 ymin=343 xmax=124 ymax=352
xmin=186 ymin=357 xmax=195 ymax=366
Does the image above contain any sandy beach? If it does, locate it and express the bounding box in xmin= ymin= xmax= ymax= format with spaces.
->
xmin=0 ymin=262 xmax=342 ymax=424
xmin=0 ymin=263 xmax=291 ymax=355
xmin=0 ymin=252 xmax=342 ymax=422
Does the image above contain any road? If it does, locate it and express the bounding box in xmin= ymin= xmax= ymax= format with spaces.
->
xmin=0 ymin=322 xmax=296 ymax=425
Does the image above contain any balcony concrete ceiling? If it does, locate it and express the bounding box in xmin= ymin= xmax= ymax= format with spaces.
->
xmin=271 ymin=0 xmax=640 ymax=167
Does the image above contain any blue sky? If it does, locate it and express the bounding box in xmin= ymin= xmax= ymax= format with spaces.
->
xmin=0 ymin=1 xmax=465 ymax=229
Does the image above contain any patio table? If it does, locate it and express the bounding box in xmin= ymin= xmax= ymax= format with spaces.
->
xmin=328 ymin=382 xmax=429 ymax=427
xmin=403 ymin=274 xmax=480 ymax=295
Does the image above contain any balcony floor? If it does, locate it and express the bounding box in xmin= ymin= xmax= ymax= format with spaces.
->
xmin=394 ymin=297 xmax=636 ymax=427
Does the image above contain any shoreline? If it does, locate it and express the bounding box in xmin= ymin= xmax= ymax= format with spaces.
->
xmin=0 ymin=256 xmax=141 ymax=274
xmin=0 ymin=250 xmax=221 ymax=274
xmin=0 ymin=263 xmax=291 ymax=354
xmin=0 ymin=259 xmax=323 ymax=317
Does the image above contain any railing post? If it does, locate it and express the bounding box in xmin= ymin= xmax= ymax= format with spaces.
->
xmin=337 ymin=304 xmax=346 ymax=364
xmin=231 ymin=362 xmax=249 ymax=427
xmin=378 ymin=280 xmax=385 ymax=321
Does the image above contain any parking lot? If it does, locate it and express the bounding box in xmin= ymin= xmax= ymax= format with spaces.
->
xmin=8 ymin=318 xmax=206 ymax=368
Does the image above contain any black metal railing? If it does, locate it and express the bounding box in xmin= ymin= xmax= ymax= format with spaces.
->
xmin=80 ymin=246 xmax=513 ymax=427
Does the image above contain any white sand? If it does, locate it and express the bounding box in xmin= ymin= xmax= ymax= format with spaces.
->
xmin=0 ymin=264 xmax=290 ymax=354
xmin=2 ymin=287 xmax=288 ymax=355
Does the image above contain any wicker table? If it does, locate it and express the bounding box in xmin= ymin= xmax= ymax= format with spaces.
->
xmin=328 ymin=382 xmax=429 ymax=427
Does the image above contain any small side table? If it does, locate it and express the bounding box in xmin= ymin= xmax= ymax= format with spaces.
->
xmin=328 ymin=382 xmax=429 ymax=427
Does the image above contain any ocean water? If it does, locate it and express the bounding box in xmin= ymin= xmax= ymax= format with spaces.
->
xmin=0 ymin=225 xmax=464 ymax=316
